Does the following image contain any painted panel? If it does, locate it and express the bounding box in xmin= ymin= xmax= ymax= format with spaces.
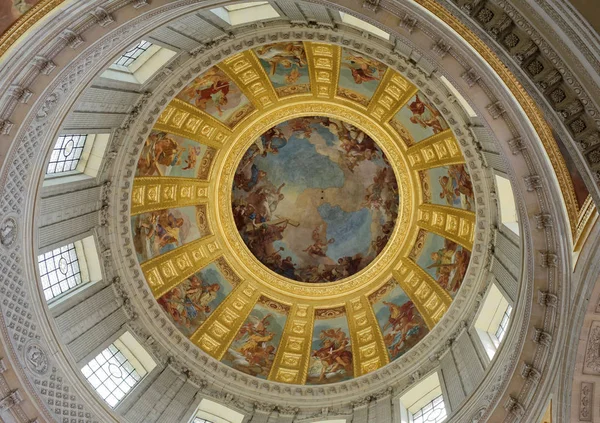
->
xmin=254 ymin=42 xmax=310 ymax=96
xmin=222 ymin=300 xmax=288 ymax=379
xmin=0 ymin=1 xmax=40 ymax=35
xmin=371 ymin=283 xmax=429 ymax=361
xmin=157 ymin=262 xmax=233 ymax=337
xmin=231 ymin=116 xmax=399 ymax=283
xmin=338 ymin=48 xmax=386 ymax=105
xmin=135 ymin=130 xmax=216 ymax=179
xmin=392 ymin=92 xmax=449 ymax=144
xmin=415 ymin=232 xmax=471 ymax=297
xmin=307 ymin=314 xmax=353 ymax=384
xmin=421 ymin=165 xmax=475 ymax=211
xmin=176 ymin=66 xmax=255 ymax=127
xmin=131 ymin=205 xmax=208 ymax=262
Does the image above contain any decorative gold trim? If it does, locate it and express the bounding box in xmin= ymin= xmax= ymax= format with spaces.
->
xmin=268 ymin=303 xmax=315 ymax=384
xmin=190 ymin=281 xmax=261 ymax=360
xmin=218 ymin=51 xmax=279 ymax=110
xmin=414 ymin=0 xmax=579 ymax=235
xmin=574 ymin=195 xmax=598 ymax=252
xmin=305 ymin=42 xmax=341 ymax=99
xmin=392 ymin=258 xmax=452 ymax=329
xmin=367 ymin=69 xmax=418 ymax=123
xmin=406 ymin=129 xmax=464 ymax=170
xmin=0 ymin=0 xmax=64 ymax=57
xmin=214 ymin=100 xmax=417 ymax=299
xmin=131 ymin=177 xmax=209 ymax=215
xmin=154 ymin=99 xmax=231 ymax=148
xmin=416 ymin=204 xmax=476 ymax=251
xmin=346 ymin=296 xmax=389 ymax=377
xmin=141 ymin=235 xmax=222 ymax=299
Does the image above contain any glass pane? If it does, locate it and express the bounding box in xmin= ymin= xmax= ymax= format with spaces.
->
xmin=81 ymin=343 xmax=144 ymax=408
xmin=45 ymin=134 xmax=88 ymax=175
xmin=114 ymin=40 xmax=153 ymax=66
xmin=37 ymin=243 xmax=85 ymax=301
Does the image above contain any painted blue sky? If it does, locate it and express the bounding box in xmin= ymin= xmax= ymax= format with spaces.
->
xmin=318 ymin=203 xmax=372 ymax=259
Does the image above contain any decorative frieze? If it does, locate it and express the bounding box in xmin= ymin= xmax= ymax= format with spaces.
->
xmin=91 ymin=7 xmax=114 ymax=27
xmin=537 ymin=290 xmax=558 ymax=308
xmin=534 ymin=213 xmax=552 ymax=229
xmin=362 ymin=0 xmax=380 ymax=12
xmin=532 ymin=328 xmax=552 ymax=347
xmin=580 ymin=382 xmax=593 ymax=421
xmin=60 ymin=29 xmax=84 ymax=49
xmin=524 ymin=175 xmax=542 ymax=191
xmin=0 ymin=391 xmax=22 ymax=412
xmin=399 ymin=14 xmax=418 ymax=33
xmin=540 ymin=251 xmax=558 ymax=268
xmin=486 ymin=101 xmax=505 ymax=119
xmin=461 ymin=68 xmax=480 ymax=87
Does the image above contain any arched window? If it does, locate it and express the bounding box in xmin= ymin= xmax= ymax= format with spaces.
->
xmin=474 ymin=282 xmax=513 ymax=359
xmin=399 ymin=372 xmax=448 ymax=423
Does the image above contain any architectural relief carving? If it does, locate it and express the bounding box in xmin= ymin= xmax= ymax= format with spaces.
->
xmin=23 ymin=340 xmax=48 ymax=376
xmin=0 ymin=391 xmax=22 ymax=412
xmin=532 ymin=328 xmax=552 ymax=347
xmin=537 ymin=290 xmax=558 ymax=308
xmin=0 ymin=216 xmax=17 ymax=248
xmin=584 ymin=321 xmax=600 ymax=375
xmin=580 ymin=382 xmax=593 ymax=421
xmin=0 ymin=1 xmax=578 ymax=422
xmin=534 ymin=213 xmax=552 ymax=230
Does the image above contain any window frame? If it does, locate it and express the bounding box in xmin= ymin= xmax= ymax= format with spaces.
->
xmin=81 ymin=342 xmax=144 ymax=408
xmin=38 ymin=242 xmax=85 ymax=302
xmin=114 ymin=40 xmax=153 ymax=67
xmin=45 ymin=134 xmax=88 ymax=176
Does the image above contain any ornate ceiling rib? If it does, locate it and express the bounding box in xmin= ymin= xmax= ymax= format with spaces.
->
xmin=0 ymin=0 xmax=595 ymax=421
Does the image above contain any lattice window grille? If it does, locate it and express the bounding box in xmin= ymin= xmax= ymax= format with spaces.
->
xmin=38 ymin=243 xmax=83 ymax=301
xmin=413 ymin=395 xmax=447 ymax=423
xmin=115 ymin=40 xmax=152 ymax=67
xmin=494 ymin=304 xmax=512 ymax=343
xmin=46 ymin=134 xmax=87 ymax=174
xmin=81 ymin=344 xmax=142 ymax=408
xmin=224 ymin=1 xmax=268 ymax=11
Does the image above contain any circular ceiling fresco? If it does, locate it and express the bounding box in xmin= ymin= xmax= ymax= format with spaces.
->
xmin=231 ymin=116 xmax=399 ymax=283
xmin=130 ymin=41 xmax=476 ymax=385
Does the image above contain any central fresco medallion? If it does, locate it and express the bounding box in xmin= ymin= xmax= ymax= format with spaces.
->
xmin=231 ymin=116 xmax=399 ymax=283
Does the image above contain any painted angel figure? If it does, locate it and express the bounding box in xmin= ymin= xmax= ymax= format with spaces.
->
xmin=303 ymin=224 xmax=335 ymax=257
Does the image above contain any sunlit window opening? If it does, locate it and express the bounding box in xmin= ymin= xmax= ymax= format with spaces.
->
xmin=474 ymin=283 xmax=512 ymax=359
xmin=413 ymin=395 xmax=447 ymax=423
xmin=339 ymin=12 xmax=390 ymax=40
xmin=44 ymin=133 xmax=111 ymax=185
xmin=210 ymin=2 xmax=279 ymax=26
xmin=439 ymin=75 xmax=478 ymax=118
xmin=191 ymin=398 xmax=245 ymax=423
xmin=37 ymin=236 xmax=101 ymax=302
xmin=114 ymin=40 xmax=153 ymax=67
xmin=102 ymin=40 xmax=176 ymax=85
xmin=399 ymin=373 xmax=448 ymax=423
xmin=494 ymin=304 xmax=512 ymax=344
xmin=495 ymin=174 xmax=519 ymax=235
xmin=46 ymin=134 xmax=87 ymax=175
xmin=82 ymin=332 xmax=156 ymax=408
xmin=38 ymin=243 xmax=82 ymax=301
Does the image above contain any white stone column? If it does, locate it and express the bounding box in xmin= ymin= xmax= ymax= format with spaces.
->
xmin=352 ymin=399 xmax=370 ymax=423
xmin=439 ymin=350 xmax=467 ymax=412
xmin=68 ymin=306 xmax=128 ymax=364
xmin=453 ymin=331 xmax=485 ymax=395
xmin=373 ymin=389 xmax=393 ymax=423
xmin=123 ymin=367 xmax=179 ymax=423
xmin=249 ymin=404 xmax=274 ymax=423
xmin=156 ymin=379 xmax=198 ymax=423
